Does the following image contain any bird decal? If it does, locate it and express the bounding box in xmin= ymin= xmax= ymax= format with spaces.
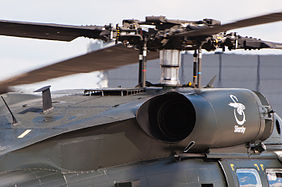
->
xmin=229 ymin=94 xmax=246 ymax=126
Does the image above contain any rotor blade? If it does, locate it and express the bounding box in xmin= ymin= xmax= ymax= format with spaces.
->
xmin=176 ymin=12 xmax=282 ymax=38
xmin=261 ymin=41 xmax=282 ymax=49
xmin=0 ymin=44 xmax=159 ymax=89
xmin=236 ymin=36 xmax=282 ymax=50
xmin=0 ymin=19 xmax=106 ymax=41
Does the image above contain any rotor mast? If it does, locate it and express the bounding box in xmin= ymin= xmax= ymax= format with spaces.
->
xmin=160 ymin=49 xmax=181 ymax=86
xmin=159 ymin=47 xmax=203 ymax=88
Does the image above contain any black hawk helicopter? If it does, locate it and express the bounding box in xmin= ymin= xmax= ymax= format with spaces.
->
xmin=0 ymin=12 xmax=282 ymax=187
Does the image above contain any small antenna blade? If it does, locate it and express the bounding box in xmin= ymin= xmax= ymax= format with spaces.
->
xmin=1 ymin=96 xmax=17 ymax=124
xmin=205 ymin=75 xmax=217 ymax=88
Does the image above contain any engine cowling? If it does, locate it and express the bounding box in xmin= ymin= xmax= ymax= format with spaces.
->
xmin=136 ymin=88 xmax=274 ymax=150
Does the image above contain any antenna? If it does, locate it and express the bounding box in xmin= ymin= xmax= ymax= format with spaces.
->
xmin=1 ymin=96 xmax=17 ymax=125
xmin=34 ymin=86 xmax=53 ymax=113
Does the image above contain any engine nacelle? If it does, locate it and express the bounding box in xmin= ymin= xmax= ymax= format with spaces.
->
xmin=136 ymin=88 xmax=274 ymax=150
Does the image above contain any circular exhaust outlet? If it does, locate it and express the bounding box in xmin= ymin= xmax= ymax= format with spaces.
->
xmin=136 ymin=92 xmax=196 ymax=142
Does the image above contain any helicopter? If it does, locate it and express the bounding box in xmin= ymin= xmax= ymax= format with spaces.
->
xmin=0 ymin=12 xmax=281 ymax=187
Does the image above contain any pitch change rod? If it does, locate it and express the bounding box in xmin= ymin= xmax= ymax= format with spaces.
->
xmin=197 ymin=47 xmax=202 ymax=88
xmin=192 ymin=50 xmax=198 ymax=87
xmin=138 ymin=42 xmax=147 ymax=88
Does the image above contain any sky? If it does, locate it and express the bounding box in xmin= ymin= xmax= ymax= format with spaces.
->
xmin=0 ymin=0 xmax=282 ymax=92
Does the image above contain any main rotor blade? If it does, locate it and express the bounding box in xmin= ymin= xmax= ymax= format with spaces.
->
xmin=261 ymin=41 xmax=282 ymax=49
xmin=176 ymin=12 xmax=282 ymax=38
xmin=0 ymin=44 xmax=159 ymax=89
xmin=0 ymin=20 xmax=105 ymax=41
xmin=235 ymin=36 xmax=282 ymax=50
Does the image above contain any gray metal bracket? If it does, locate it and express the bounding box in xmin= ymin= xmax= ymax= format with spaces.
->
xmin=34 ymin=85 xmax=53 ymax=113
